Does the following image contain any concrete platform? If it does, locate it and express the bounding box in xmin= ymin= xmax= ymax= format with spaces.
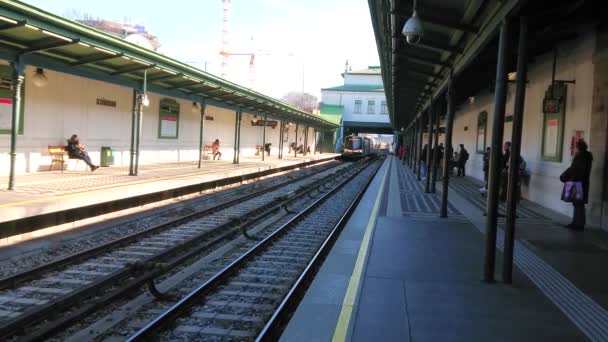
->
xmin=0 ymin=154 xmax=338 ymax=241
xmin=281 ymin=156 xmax=608 ymax=342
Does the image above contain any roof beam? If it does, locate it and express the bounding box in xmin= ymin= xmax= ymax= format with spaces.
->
xmin=394 ymin=36 xmax=463 ymax=54
xmin=0 ymin=20 xmax=26 ymax=32
xmin=70 ymin=52 xmax=123 ymax=66
xmin=147 ymin=73 xmax=181 ymax=82
xmin=392 ymin=10 xmax=479 ymax=33
xmin=393 ymin=66 xmax=441 ymax=79
xmin=21 ymin=39 xmax=79 ymax=54
xmin=110 ymin=63 xmax=155 ymax=76
xmin=392 ymin=51 xmax=451 ymax=68
xmin=167 ymin=81 xmax=200 ymax=89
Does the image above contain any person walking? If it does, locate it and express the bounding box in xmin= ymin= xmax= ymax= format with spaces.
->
xmin=212 ymin=139 xmax=222 ymax=160
xmin=457 ymin=144 xmax=469 ymax=176
xmin=560 ymin=140 xmax=593 ymax=231
xmin=480 ymin=147 xmax=491 ymax=194
xmin=66 ymin=134 xmax=98 ymax=171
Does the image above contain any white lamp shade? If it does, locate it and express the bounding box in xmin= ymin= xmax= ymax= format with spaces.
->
xmin=32 ymin=68 xmax=48 ymax=87
xmin=142 ymin=94 xmax=150 ymax=107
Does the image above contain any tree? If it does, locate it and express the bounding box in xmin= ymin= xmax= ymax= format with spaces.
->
xmin=281 ymin=92 xmax=318 ymax=113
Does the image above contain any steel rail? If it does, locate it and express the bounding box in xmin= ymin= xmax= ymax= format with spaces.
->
xmin=126 ymin=156 xmax=382 ymax=341
xmin=0 ymin=161 xmax=346 ymax=340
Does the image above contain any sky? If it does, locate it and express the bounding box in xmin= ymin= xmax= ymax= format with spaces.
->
xmin=22 ymin=0 xmax=380 ymax=101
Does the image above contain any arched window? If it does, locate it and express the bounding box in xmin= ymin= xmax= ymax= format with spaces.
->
xmin=476 ymin=111 xmax=487 ymax=153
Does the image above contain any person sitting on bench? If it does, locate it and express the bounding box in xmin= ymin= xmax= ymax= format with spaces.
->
xmin=264 ymin=142 xmax=271 ymax=156
xmin=289 ymin=142 xmax=297 ymax=153
xmin=212 ymin=139 xmax=222 ymax=160
xmin=67 ymin=134 xmax=98 ymax=171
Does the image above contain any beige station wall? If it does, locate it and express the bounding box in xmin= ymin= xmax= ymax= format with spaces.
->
xmin=449 ymin=28 xmax=606 ymax=228
xmin=0 ymin=66 xmax=317 ymax=175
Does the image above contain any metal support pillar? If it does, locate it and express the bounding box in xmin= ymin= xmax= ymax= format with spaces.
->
xmin=7 ymin=59 xmax=24 ymax=191
xmin=440 ymin=71 xmax=455 ymax=217
xmin=425 ymin=108 xmax=434 ymax=193
xmin=237 ymin=110 xmax=242 ymax=164
xmin=416 ymin=117 xmax=424 ymax=180
xmin=197 ymin=101 xmax=206 ymax=168
xmin=294 ymin=123 xmax=299 ymax=158
xmin=262 ymin=114 xmax=267 ymax=161
xmin=431 ymin=101 xmax=440 ymax=193
xmin=132 ymin=71 xmax=147 ymax=176
xmin=319 ymin=130 xmax=323 ymax=154
xmin=484 ymin=20 xmax=510 ymax=282
xmin=503 ymin=17 xmax=528 ymax=284
xmin=233 ymin=110 xmax=239 ymax=164
xmin=129 ymin=89 xmax=137 ymax=176
xmin=303 ymin=126 xmax=308 ymax=156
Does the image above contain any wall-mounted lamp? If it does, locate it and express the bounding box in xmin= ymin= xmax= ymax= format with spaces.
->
xmin=142 ymin=94 xmax=150 ymax=107
xmin=32 ymin=68 xmax=48 ymax=87
xmin=192 ymin=101 xmax=200 ymax=113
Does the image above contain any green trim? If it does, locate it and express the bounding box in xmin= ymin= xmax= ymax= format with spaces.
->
xmin=321 ymin=84 xmax=384 ymax=92
xmin=0 ymin=64 xmax=24 ymax=135
xmin=158 ymin=98 xmax=179 ymax=139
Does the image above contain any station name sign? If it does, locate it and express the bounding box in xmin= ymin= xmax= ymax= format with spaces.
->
xmin=96 ymin=98 xmax=117 ymax=107
xmin=251 ymin=119 xmax=278 ymax=128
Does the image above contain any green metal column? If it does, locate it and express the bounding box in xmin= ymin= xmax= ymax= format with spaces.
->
xmin=294 ymin=123 xmax=298 ymax=158
xmin=304 ymin=126 xmax=308 ymax=156
xmin=278 ymin=121 xmax=283 ymax=159
xmin=133 ymin=90 xmax=144 ymax=176
xmin=262 ymin=114 xmax=267 ymax=161
xmin=319 ymin=129 xmax=323 ymax=154
xmin=129 ymin=89 xmax=137 ymax=176
xmin=431 ymin=101 xmax=440 ymax=193
xmin=7 ymin=59 xmax=24 ymax=191
xmin=197 ymin=101 xmax=206 ymax=168
xmin=233 ymin=110 xmax=239 ymax=164
xmin=416 ymin=117 xmax=423 ymax=181
xmin=440 ymin=71 xmax=455 ymax=218
xmin=237 ymin=110 xmax=242 ymax=164
xmin=503 ymin=17 xmax=528 ymax=284
xmin=484 ymin=20 xmax=510 ymax=282
xmin=425 ymin=108 xmax=433 ymax=193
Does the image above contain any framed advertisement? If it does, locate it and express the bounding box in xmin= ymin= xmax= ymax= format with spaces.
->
xmin=541 ymin=83 xmax=566 ymax=162
xmin=476 ymin=111 xmax=487 ymax=153
xmin=158 ymin=98 xmax=179 ymax=139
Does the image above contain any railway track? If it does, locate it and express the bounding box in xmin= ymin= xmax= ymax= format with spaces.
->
xmin=126 ymin=156 xmax=383 ymax=341
xmin=0 ymin=159 xmax=351 ymax=341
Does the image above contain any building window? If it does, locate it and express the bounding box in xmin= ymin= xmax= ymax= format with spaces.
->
xmin=0 ymin=65 xmax=25 ymax=135
xmin=158 ymin=98 xmax=180 ymax=139
xmin=380 ymin=101 xmax=387 ymax=114
xmin=476 ymin=111 xmax=487 ymax=153
xmin=354 ymin=100 xmax=362 ymax=114
xmin=541 ymin=83 xmax=567 ymax=162
xmin=367 ymin=100 xmax=375 ymax=114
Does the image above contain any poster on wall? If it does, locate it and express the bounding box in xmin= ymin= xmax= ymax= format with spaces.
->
xmin=476 ymin=128 xmax=485 ymax=153
xmin=160 ymin=116 xmax=177 ymax=138
xmin=544 ymin=119 xmax=559 ymax=157
xmin=0 ymin=98 xmax=13 ymax=130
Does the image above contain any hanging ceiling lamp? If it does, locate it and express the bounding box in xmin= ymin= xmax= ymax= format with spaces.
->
xmin=32 ymin=68 xmax=48 ymax=87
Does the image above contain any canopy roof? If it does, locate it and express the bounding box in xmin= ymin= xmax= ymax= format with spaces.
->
xmin=368 ymin=0 xmax=598 ymax=130
xmin=0 ymin=0 xmax=338 ymax=130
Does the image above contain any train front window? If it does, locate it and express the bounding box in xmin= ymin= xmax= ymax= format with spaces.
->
xmin=345 ymin=138 xmax=362 ymax=150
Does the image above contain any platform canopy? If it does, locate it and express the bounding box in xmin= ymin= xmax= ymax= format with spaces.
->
xmin=0 ymin=0 xmax=338 ymax=130
xmin=368 ymin=0 xmax=597 ymax=131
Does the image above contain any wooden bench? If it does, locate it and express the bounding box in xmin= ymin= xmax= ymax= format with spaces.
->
xmin=49 ymin=145 xmax=92 ymax=172
xmin=255 ymin=145 xmax=264 ymax=156
xmin=202 ymin=144 xmax=214 ymax=160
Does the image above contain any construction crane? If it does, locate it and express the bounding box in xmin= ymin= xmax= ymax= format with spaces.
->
xmin=219 ymin=0 xmax=269 ymax=89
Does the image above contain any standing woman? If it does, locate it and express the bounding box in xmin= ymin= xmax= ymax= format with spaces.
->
xmin=560 ymin=140 xmax=593 ymax=230
xmin=212 ymin=139 xmax=222 ymax=160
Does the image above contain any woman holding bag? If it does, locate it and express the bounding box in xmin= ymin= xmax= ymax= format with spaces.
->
xmin=560 ymin=140 xmax=593 ymax=231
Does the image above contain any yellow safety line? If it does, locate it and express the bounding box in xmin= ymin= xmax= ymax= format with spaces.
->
xmin=332 ymin=157 xmax=391 ymax=342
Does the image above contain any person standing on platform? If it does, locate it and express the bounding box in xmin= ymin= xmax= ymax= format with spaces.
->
xmin=560 ymin=140 xmax=593 ymax=231
xmin=457 ymin=144 xmax=469 ymax=176
xmin=212 ymin=139 xmax=222 ymax=160
xmin=480 ymin=147 xmax=491 ymax=194
xmin=420 ymin=144 xmax=428 ymax=179
xmin=66 ymin=134 xmax=98 ymax=171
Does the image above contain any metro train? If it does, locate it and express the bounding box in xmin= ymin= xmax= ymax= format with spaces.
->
xmin=342 ymin=135 xmax=372 ymax=159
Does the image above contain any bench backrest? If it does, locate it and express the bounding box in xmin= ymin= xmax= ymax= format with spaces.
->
xmin=48 ymin=145 xmax=67 ymax=154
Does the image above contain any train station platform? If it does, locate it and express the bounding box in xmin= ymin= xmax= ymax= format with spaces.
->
xmin=282 ymin=156 xmax=608 ymax=342
xmin=0 ymin=154 xmax=338 ymax=244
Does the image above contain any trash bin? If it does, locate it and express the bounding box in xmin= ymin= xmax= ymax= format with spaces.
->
xmin=100 ymin=146 xmax=114 ymax=167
